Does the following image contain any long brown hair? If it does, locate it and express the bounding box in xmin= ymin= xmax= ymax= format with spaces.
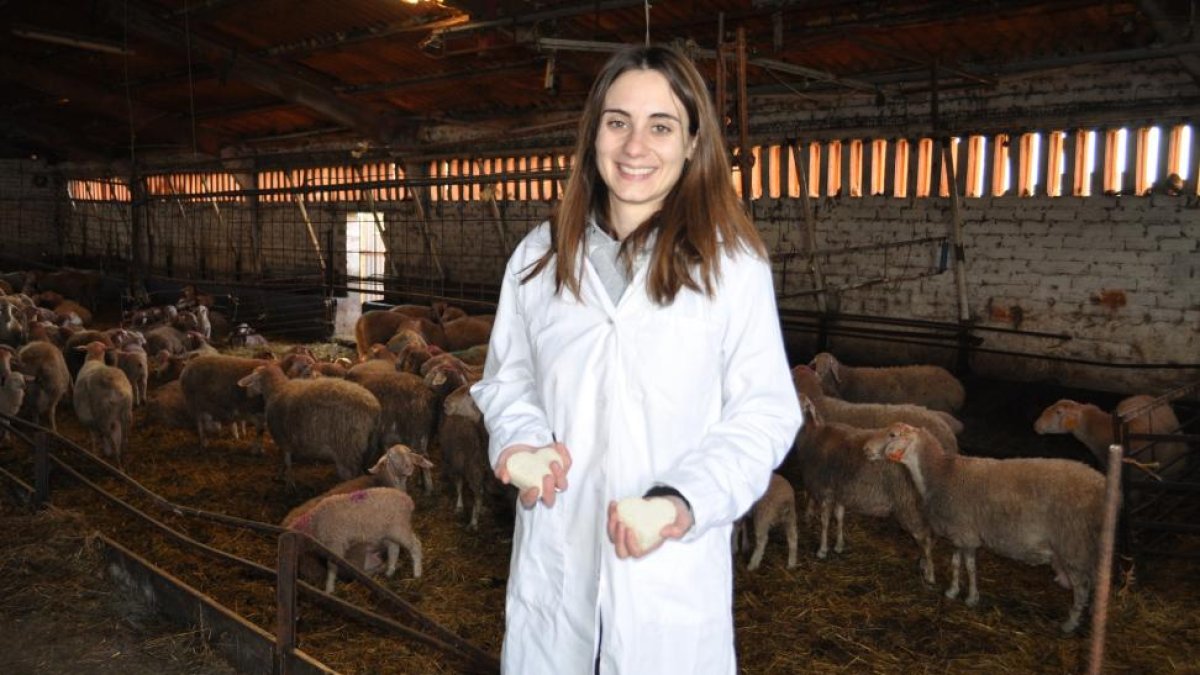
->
xmin=521 ymin=44 xmax=767 ymax=305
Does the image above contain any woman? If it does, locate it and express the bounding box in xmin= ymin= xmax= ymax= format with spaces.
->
xmin=471 ymin=44 xmax=802 ymax=674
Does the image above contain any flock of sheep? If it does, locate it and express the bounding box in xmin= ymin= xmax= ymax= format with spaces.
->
xmin=0 ymin=267 xmax=1190 ymax=635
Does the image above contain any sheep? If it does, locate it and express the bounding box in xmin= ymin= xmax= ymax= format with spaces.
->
xmin=23 ymin=268 xmax=102 ymax=311
xmin=145 ymin=324 xmax=188 ymax=356
xmin=279 ymin=444 xmax=431 ymax=584
xmin=1035 ymin=396 xmax=1188 ymax=478
xmin=864 ymin=422 xmax=1106 ymax=633
xmin=809 ymin=352 xmax=966 ymax=413
xmin=287 ymin=487 xmax=423 ymax=593
xmin=34 ymin=291 xmax=93 ymax=326
xmin=230 ymin=323 xmax=269 ymax=349
xmin=179 ymin=355 xmax=268 ymax=447
xmin=781 ymin=398 xmax=937 ymax=584
xmin=144 ymin=380 xmax=196 ymax=430
xmin=237 ymin=363 xmax=381 ymax=488
xmin=1 ymin=297 xmax=28 ymax=347
xmin=733 ymin=473 xmax=799 ymax=571
xmin=345 ymin=365 xmax=448 ymax=494
xmin=113 ymin=347 xmax=148 ymax=407
xmin=63 ymin=329 xmax=114 ymax=379
xmin=355 ymin=310 xmax=419 ymax=360
xmin=438 ymin=382 xmax=499 ymax=529
xmin=15 ymin=341 xmax=70 ymax=432
xmin=0 ymin=346 xmax=27 ymax=446
xmin=792 ymin=365 xmax=961 ymax=453
xmin=72 ymin=342 xmax=134 ymax=467
xmin=441 ymin=315 xmax=493 ymax=351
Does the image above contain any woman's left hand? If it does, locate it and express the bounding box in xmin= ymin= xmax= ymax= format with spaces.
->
xmin=606 ymin=496 xmax=694 ymax=559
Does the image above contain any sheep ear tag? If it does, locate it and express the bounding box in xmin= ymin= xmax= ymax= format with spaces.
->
xmin=886 ymin=445 xmax=906 ymax=462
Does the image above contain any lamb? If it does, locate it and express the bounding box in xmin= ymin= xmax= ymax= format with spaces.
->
xmin=280 ymin=444 xmax=432 ymax=583
xmin=72 ymin=341 xmax=134 ymax=467
xmin=63 ymin=329 xmax=114 ymax=379
xmin=15 ymin=341 xmax=70 ymax=431
xmin=809 ymin=352 xmax=966 ymax=413
xmin=34 ymin=291 xmax=93 ymax=326
xmin=864 ymin=422 xmax=1106 ymax=633
xmin=237 ymin=363 xmax=381 ymax=488
xmin=733 ymin=473 xmax=799 ymax=571
xmin=179 ymin=355 xmax=268 ymax=447
xmin=287 ymin=487 xmax=423 ymax=593
xmin=1035 ymin=396 xmax=1188 ymax=478
xmin=792 ymin=365 xmax=961 ymax=453
xmin=781 ymin=398 xmax=937 ymax=584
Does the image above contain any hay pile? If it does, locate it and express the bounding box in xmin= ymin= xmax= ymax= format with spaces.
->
xmin=1 ymin=342 xmax=1198 ymax=673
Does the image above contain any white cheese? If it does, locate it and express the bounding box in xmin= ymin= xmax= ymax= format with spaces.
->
xmin=615 ymin=497 xmax=677 ymax=552
xmin=505 ymin=446 xmax=564 ymax=497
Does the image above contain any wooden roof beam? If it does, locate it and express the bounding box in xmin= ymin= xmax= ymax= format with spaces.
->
xmin=109 ymin=0 xmax=399 ymax=146
xmin=0 ymin=55 xmax=228 ymax=158
xmin=1137 ymin=0 xmax=1200 ymax=86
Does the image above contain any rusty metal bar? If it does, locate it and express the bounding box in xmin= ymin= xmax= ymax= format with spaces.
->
xmin=1088 ymin=443 xmax=1124 ymax=675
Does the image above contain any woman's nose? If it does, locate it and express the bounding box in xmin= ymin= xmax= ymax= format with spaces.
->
xmin=621 ymin=126 xmax=647 ymax=155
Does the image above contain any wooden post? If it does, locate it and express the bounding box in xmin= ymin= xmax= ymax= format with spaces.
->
xmin=282 ymin=172 xmax=328 ymax=280
xmin=1087 ymin=443 xmax=1124 ymax=675
xmin=129 ymin=169 xmax=147 ymax=299
xmin=790 ymin=141 xmax=828 ymax=315
xmin=736 ymin=27 xmax=753 ymax=216
xmin=275 ymin=532 xmax=301 ymax=675
xmin=404 ymin=163 xmax=445 ymax=281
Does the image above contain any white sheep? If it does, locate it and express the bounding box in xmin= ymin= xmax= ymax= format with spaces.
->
xmin=287 ymin=486 xmax=423 ymax=593
xmin=72 ymin=341 xmax=134 ymax=467
xmin=733 ymin=473 xmax=799 ymax=571
xmin=864 ymin=422 xmax=1106 ymax=633
xmin=809 ymin=352 xmax=965 ymax=413
xmin=793 ymin=365 xmax=961 ymax=453
xmin=783 ymin=398 xmax=937 ymax=584
xmin=1035 ymin=396 xmax=1188 ymax=479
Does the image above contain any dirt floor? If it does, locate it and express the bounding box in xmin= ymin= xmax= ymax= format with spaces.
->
xmin=1 ymin=344 xmax=1199 ymax=674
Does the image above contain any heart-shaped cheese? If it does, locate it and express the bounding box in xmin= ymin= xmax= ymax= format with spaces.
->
xmin=615 ymin=497 xmax=677 ymax=552
xmin=506 ymin=446 xmax=564 ymax=497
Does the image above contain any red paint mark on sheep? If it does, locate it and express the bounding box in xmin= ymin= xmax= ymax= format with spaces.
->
xmin=350 ymin=490 xmax=369 ymax=503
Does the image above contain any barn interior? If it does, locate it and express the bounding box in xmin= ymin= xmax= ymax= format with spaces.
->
xmin=0 ymin=0 xmax=1198 ymax=673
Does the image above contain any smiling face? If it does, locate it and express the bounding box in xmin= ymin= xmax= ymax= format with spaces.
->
xmin=594 ymin=68 xmax=695 ymax=238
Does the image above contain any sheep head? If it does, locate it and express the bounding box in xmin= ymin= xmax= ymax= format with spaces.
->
xmin=864 ymin=422 xmax=921 ymax=463
xmin=1034 ymin=400 xmax=1083 ymax=434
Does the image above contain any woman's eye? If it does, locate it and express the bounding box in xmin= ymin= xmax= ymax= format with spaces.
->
xmin=652 ymin=124 xmax=674 ymax=134
xmin=605 ymin=119 xmax=627 ymax=130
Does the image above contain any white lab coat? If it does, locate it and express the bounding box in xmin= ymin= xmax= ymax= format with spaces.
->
xmin=471 ymin=223 xmax=802 ymax=674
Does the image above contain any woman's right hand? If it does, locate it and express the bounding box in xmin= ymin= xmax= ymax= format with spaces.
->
xmin=495 ymin=441 xmax=572 ymax=508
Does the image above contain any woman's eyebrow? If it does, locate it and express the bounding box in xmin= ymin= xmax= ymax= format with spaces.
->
xmin=600 ymin=108 xmax=681 ymax=124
